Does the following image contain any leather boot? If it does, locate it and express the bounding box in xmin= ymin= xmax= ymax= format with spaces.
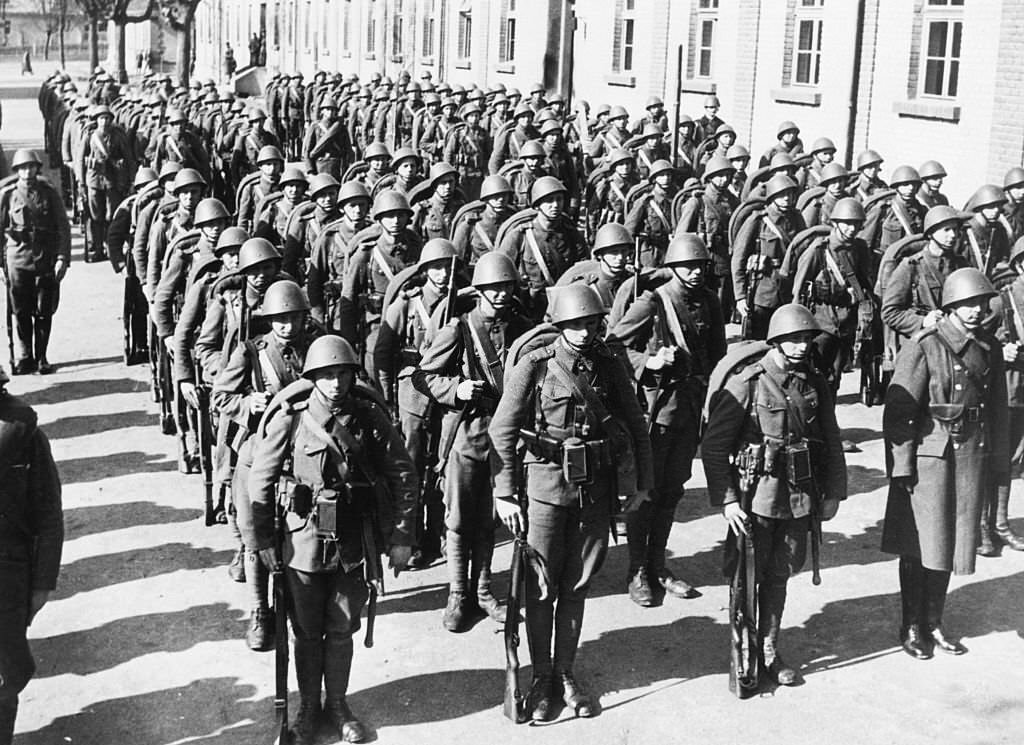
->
xmin=290 ymin=638 xmax=323 ymax=745
xmin=246 ymin=606 xmax=274 ymax=651
xmin=0 ymin=696 xmax=17 ymax=745
xmin=627 ymin=566 xmax=655 ymax=606
xmin=526 ymin=672 xmax=556 ymax=722
xmin=228 ymin=549 xmax=246 ymax=583
xmin=625 ymin=510 xmax=655 ymax=606
xmin=558 ymin=670 xmax=597 ymax=717
xmin=525 ymin=598 xmax=554 ymax=720
xmin=324 ymin=636 xmax=368 ymax=743
xmin=924 ymin=568 xmax=967 ymax=655
xmin=34 ymin=316 xmax=53 ymax=374
xmin=995 ymin=484 xmax=1024 ymax=551
xmin=898 ymin=555 xmax=932 ymax=660
xmin=977 ymin=489 xmax=1002 ymax=556
xmin=443 ymin=530 xmax=473 ymax=632
xmin=473 ymin=528 xmax=506 ymax=623
xmin=759 ymin=582 xmax=799 ymax=685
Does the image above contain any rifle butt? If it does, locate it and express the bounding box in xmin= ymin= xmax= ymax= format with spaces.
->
xmin=364 ymin=584 xmax=377 ymax=648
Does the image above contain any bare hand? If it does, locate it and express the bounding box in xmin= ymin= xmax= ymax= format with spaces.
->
xmin=922 ymin=309 xmax=944 ymax=328
xmin=389 ymin=544 xmax=412 ymax=577
xmin=180 ymin=381 xmax=200 ymax=410
xmin=456 ymin=379 xmax=485 ymax=403
xmin=735 ymin=299 xmax=749 ymax=318
xmin=621 ymin=489 xmax=650 ymax=514
xmin=250 ymin=390 xmax=271 ymax=414
xmin=54 ymin=259 xmax=68 ymax=282
xmin=724 ymin=502 xmax=750 ymax=536
xmin=495 ymin=497 xmax=525 ymax=536
xmin=820 ymin=497 xmax=840 ymax=521
xmin=162 ymin=336 xmax=174 ymax=356
xmin=1005 ymin=342 xmax=1021 ymax=364
xmin=258 ymin=547 xmax=282 ymax=572
xmin=28 ymin=589 xmax=50 ymax=625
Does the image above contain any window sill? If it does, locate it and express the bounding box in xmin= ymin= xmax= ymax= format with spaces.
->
xmin=455 ymin=59 xmax=471 ymax=70
xmin=496 ymin=61 xmax=516 ymax=74
xmin=605 ymin=73 xmax=636 ymax=88
xmin=340 ymin=51 xmax=352 ymax=59
xmin=893 ymin=99 xmax=961 ymax=122
xmin=770 ymin=87 xmax=821 ymax=107
xmin=679 ymin=79 xmax=716 ymax=95
xmin=390 ymin=54 xmax=404 ymax=64
xmin=421 ymin=56 xmax=435 ymax=67
xmin=364 ymin=52 xmax=376 ymax=61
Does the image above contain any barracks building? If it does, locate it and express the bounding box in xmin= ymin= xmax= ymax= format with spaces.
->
xmin=184 ymin=0 xmax=1022 ymax=204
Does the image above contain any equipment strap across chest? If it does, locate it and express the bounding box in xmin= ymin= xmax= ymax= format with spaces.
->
xmin=524 ymin=228 xmax=555 ymax=285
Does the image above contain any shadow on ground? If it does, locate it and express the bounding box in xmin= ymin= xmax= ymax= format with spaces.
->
xmin=17 ymin=377 xmax=145 ymax=406
xmin=44 ymin=409 xmax=158 ymax=440
xmin=57 ymin=450 xmax=177 ymax=484
xmin=63 ymin=501 xmax=203 ymax=541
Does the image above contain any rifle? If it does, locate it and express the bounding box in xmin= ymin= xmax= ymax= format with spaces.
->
xmin=1 ymin=267 xmax=12 ymax=369
xmin=740 ymin=257 xmax=762 ymax=341
xmin=729 ymin=445 xmax=763 ymax=699
xmin=361 ymin=510 xmax=384 ymax=649
xmin=672 ymin=44 xmax=683 ymax=170
xmin=196 ymin=359 xmax=216 ymax=526
xmin=272 ymin=487 xmax=290 ymax=745
xmin=503 ymin=533 xmax=528 ymax=723
xmin=633 ymin=232 xmax=643 ymax=301
xmin=442 ymin=255 xmax=458 ymax=325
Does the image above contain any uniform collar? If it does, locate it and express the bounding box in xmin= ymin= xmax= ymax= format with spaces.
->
xmin=938 ymin=315 xmax=988 ymax=353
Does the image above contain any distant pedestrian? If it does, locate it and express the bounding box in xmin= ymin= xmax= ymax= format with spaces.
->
xmin=249 ymin=34 xmax=261 ymax=68
xmin=20 ymin=50 xmax=32 ymax=76
xmin=224 ymin=43 xmax=237 ymax=77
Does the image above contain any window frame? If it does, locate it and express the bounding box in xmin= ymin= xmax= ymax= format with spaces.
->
xmin=919 ymin=0 xmax=963 ymax=99
xmin=422 ymin=0 xmax=436 ymax=59
xmin=791 ymin=1 xmax=824 ymax=87
xmin=366 ymin=0 xmax=377 ymax=55
xmin=613 ymin=0 xmax=637 ymax=74
xmin=500 ymin=0 xmax=517 ymax=64
xmin=457 ymin=4 xmax=472 ymax=62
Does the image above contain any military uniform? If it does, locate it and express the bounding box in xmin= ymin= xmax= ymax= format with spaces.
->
xmin=307 ymin=215 xmax=368 ymax=330
xmin=677 ymin=182 xmax=737 ymax=313
xmin=152 ymin=127 xmax=211 ymax=182
xmin=625 ymin=184 xmax=676 ymax=268
xmin=81 ymin=118 xmax=134 ymax=261
xmin=451 ymin=203 xmax=507 ymax=266
xmin=498 ymin=212 xmax=584 ymax=320
xmin=963 ymin=214 xmax=1011 ymax=280
xmin=284 ymin=204 xmax=338 ymax=284
xmin=556 ymin=259 xmax=627 ymax=310
xmin=443 ymin=123 xmax=489 ymax=201
xmin=302 ymin=119 xmax=352 ymax=179
xmin=237 ymin=175 xmax=279 ymax=235
xmin=411 ymin=192 xmax=462 ymax=241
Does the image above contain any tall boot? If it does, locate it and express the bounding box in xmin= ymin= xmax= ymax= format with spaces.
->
xmin=0 ymin=696 xmax=17 ymax=745
xmin=758 ymin=581 xmax=798 ymax=685
xmin=977 ymin=489 xmax=1001 ymax=557
xmin=442 ymin=530 xmax=472 ymax=632
xmin=625 ymin=510 xmax=654 ymax=606
xmin=34 ymin=315 xmax=53 ymax=374
xmin=923 ymin=568 xmax=966 ymax=654
xmin=524 ymin=600 xmax=555 ymax=721
xmin=290 ymin=637 xmax=323 ymax=745
xmin=898 ymin=555 xmax=932 ymax=659
xmin=324 ymin=635 xmax=368 ymax=743
xmin=647 ymin=492 xmax=700 ymax=599
xmin=995 ymin=484 xmax=1024 ymax=551
xmin=11 ymin=311 xmax=34 ymax=374
xmin=553 ymin=593 xmax=596 ymax=716
xmin=244 ymin=551 xmax=273 ymax=651
xmin=473 ymin=527 xmax=506 ymax=622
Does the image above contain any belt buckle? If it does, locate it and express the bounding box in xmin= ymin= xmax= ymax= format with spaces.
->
xmin=967 ymin=407 xmax=981 ymax=423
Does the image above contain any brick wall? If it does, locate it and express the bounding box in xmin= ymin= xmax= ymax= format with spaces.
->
xmin=987 ymin=0 xmax=1024 ymax=178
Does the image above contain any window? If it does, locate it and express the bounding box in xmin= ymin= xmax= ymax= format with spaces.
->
xmin=921 ymin=0 xmax=963 ymax=97
xmin=392 ymin=0 xmax=405 ymax=56
xmin=367 ymin=0 xmax=377 ymax=54
xmin=323 ymin=0 xmax=332 ymax=51
xmin=687 ymin=0 xmax=718 ymax=80
xmin=304 ymin=1 xmax=312 ymax=49
xmin=613 ymin=0 xmax=636 ymax=73
xmin=792 ymin=0 xmax=823 ymax=86
xmin=500 ymin=0 xmax=517 ymax=63
xmin=342 ymin=0 xmax=351 ymax=52
xmin=422 ymin=0 xmax=436 ymax=58
xmin=457 ymin=4 xmax=472 ymax=61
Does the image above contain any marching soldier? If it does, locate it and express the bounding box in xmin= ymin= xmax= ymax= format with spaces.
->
xmin=0 ymin=366 xmax=64 ymax=742
xmin=633 ymin=124 xmax=670 ymax=180
xmin=132 ymin=162 xmax=181 ymax=294
xmin=1003 ymin=168 xmax=1024 ymax=242
xmin=255 ymin=165 xmax=309 ymax=250
xmin=443 ymin=103 xmax=489 ymax=201
xmin=0 ymin=150 xmax=72 ymax=374
xmin=81 ymin=104 xmax=134 ymax=263
xmin=759 ymin=121 xmax=803 ymax=168
xmin=624 ymin=159 xmax=677 ymax=268
xmin=237 ymin=145 xmax=284 ymax=235
xmin=864 ymin=166 xmax=925 ymax=264
xmin=695 ymin=94 xmax=725 ymax=144
xmin=489 ymin=102 xmax=537 ymax=175
xmin=917 ymin=161 xmax=950 ymax=209
xmin=506 ymin=140 xmax=550 ymax=212
xmin=800 ymin=163 xmax=849 ymax=227
xmin=490 ymin=283 xmax=654 ymax=719
xmin=359 ymin=142 xmax=392 ymax=192
xmin=152 ymin=107 xmax=211 ymax=183
xmin=558 ymin=222 xmax=634 ymax=309
xmin=232 ymin=107 xmax=282 ymax=184
xmin=302 ymin=97 xmax=352 ymax=180
xmin=853 ymin=149 xmax=886 ymax=202
xmin=389 ymin=147 xmax=423 ymax=195
xmin=587 ymin=148 xmax=638 ymax=237
xmin=248 ymin=335 xmax=416 ymax=744
xmin=587 ymin=106 xmax=631 ymax=164
xmin=609 ymin=235 xmax=727 ymax=605
xmin=451 ymin=174 xmax=512 ymax=266
xmin=411 ymin=163 xmax=463 ymax=241
xmin=882 ymin=269 xmax=1008 ymax=660
xmin=963 ymin=184 xmax=1011 ymax=280
xmin=804 ymin=137 xmax=837 ymax=188
xmin=146 ymin=168 xmax=205 ymax=300
xmin=702 ymin=304 xmax=846 ymax=686
xmin=283 ymin=174 xmax=339 ymax=283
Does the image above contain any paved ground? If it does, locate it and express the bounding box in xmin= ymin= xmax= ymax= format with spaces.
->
xmin=3 ymin=93 xmax=1024 ymax=745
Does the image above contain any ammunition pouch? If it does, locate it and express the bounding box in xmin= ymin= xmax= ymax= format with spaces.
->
xmin=361 ymin=292 xmax=384 ymax=314
xmin=519 ymin=427 xmax=610 ymax=485
xmin=737 ymin=438 xmax=817 ymax=490
xmin=929 ymin=403 xmax=982 ymax=444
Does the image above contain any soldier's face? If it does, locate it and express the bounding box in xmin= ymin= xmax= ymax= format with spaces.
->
xmin=832 ymin=220 xmax=860 ymax=241
xmin=96 ymin=114 xmax=112 ymax=131
xmin=16 ymin=164 xmax=40 ymax=183
xmin=368 ymin=157 xmax=389 ymax=173
xmin=930 ymin=224 xmax=958 ymax=250
xmin=171 ymin=122 xmax=185 ymax=136
xmin=776 ymin=332 xmax=816 ymax=364
xmin=320 ymin=108 xmax=335 ymax=123
xmin=379 ymin=211 xmax=409 ymax=234
xmin=314 ymin=189 xmax=336 ymax=211
xmin=1008 ymin=186 xmax=1024 ymax=202
xmin=655 ymin=173 xmax=673 ymax=190
xmin=246 ymin=260 xmax=278 ymax=291
xmin=896 ymin=182 xmax=919 ymax=199
xmin=980 ymin=205 xmax=1002 ymax=223
xmin=260 ymin=161 xmax=283 ymax=179
xmin=269 ymin=311 xmax=306 ymax=341
xmin=536 ymin=194 xmax=563 ymax=220
xmin=178 ymin=186 xmax=202 ymax=211
xmin=478 ymin=281 xmax=515 ymax=312
xmin=199 ymin=218 xmax=227 ymax=243
xmin=709 ymin=173 xmax=730 ymax=190
xmin=524 ymin=156 xmax=544 ymax=173
xmin=597 ymin=246 xmax=629 ymax=275
xmin=283 ymin=184 xmax=305 ymax=202
xmin=486 ymin=195 xmax=509 ymax=211
xmin=780 ymin=131 xmax=797 ymax=146
xmin=772 ymin=192 xmax=794 ymax=210
xmin=311 ymin=365 xmax=355 ymax=403
xmin=435 ymin=177 xmax=455 ymax=200
xmin=826 ymin=181 xmax=844 ymax=196
xmin=730 ymin=158 xmax=748 ymax=173
xmin=220 ymin=248 xmax=240 ymax=270
xmin=424 ymin=260 xmax=452 ymax=290
xmin=614 ymin=162 xmax=633 ymax=178
xmin=672 ymin=261 xmax=706 ymax=289
xmin=705 ymin=105 xmax=719 ymax=117
xmin=950 ymin=298 xmax=989 ymax=329
xmin=719 ymin=133 xmax=736 ymax=148
xmin=559 ymin=315 xmax=604 ymax=350
xmin=862 ymin=165 xmax=880 ymax=180
xmin=343 ymin=199 xmax=370 ymax=222
xmin=396 ymin=161 xmax=417 ymax=180
xmin=816 ymin=149 xmax=834 ymax=164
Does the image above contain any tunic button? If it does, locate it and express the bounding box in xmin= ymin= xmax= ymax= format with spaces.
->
xmin=954 ymin=384 xmax=962 ymax=391
xmin=953 ymin=443 xmax=960 ymax=450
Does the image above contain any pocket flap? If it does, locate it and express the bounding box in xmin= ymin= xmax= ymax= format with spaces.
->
xmin=928 ymin=403 xmax=964 ymax=424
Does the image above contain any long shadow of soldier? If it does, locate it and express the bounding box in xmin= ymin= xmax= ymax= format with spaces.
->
xmin=63 ymin=501 xmax=203 ymax=540
xmin=43 ymin=409 xmax=158 ymax=440
xmin=56 ymin=450 xmax=178 ymax=484
xmin=17 ymin=377 xmax=144 ymax=406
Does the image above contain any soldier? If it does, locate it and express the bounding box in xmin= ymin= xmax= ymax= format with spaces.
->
xmin=284 ymin=73 xmax=306 ymax=158
xmin=152 ymin=107 xmax=211 ymax=182
xmin=695 ymin=94 xmax=724 ymax=144
xmin=506 ymin=140 xmax=549 ymax=212
xmin=853 ymin=149 xmax=886 ymax=202
xmin=81 ymin=104 xmax=134 ymax=263
xmin=489 ymin=102 xmax=536 ymax=174
xmin=791 ymin=198 xmax=875 ymax=392
xmin=557 ymin=222 xmax=634 ymax=309
xmin=703 ymin=303 xmax=845 ymax=686
xmin=587 ymin=148 xmax=638 ymax=237
xmin=248 ymin=335 xmax=415 ymax=744
xmin=633 ymin=123 xmax=670 ymax=180
xmin=1003 ymin=168 xmax=1024 ymax=243
xmin=444 ymin=103 xmax=489 ymax=201
xmin=451 ymin=174 xmax=512 ymax=266
xmin=389 ymin=147 xmax=423 ymax=195
xmin=587 ymin=106 xmax=631 ymax=164
xmin=490 ymin=283 xmax=654 ymax=719
xmin=726 ymin=144 xmax=751 ymax=200
xmin=232 ymin=107 xmax=282 ymax=184
xmin=609 ymin=234 xmax=727 ymax=605
xmin=359 ymin=142 xmax=392 ymax=192
xmin=800 ymin=163 xmax=849 ymax=227
xmin=732 ymin=174 xmax=806 ymax=340
xmin=623 ymin=159 xmax=677 ymax=268
xmin=699 ymin=124 xmax=737 ymax=174
xmin=255 ymin=165 xmax=309 ymax=250
xmin=963 ymin=184 xmax=1011 ymax=280
xmin=804 ymin=137 xmax=837 ymax=188
xmin=146 ymin=168 xmax=205 ymax=300
xmin=677 ymin=154 xmax=738 ymax=315
xmin=499 ymin=176 xmax=585 ymax=320
xmin=411 ymin=163 xmax=463 ymax=241
xmin=882 ymin=269 xmax=1008 ymax=660
xmin=0 ymin=150 xmax=72 ymax=374
xmin=302 ymin=97 xmax=352 ymax=180
xmin=0 ymin=366 xmax=64 ymax=743
xmin=759 ymin=121 xmax=803 ymax=168
xmin=283 ymin=174 xmax=339 ymax=284
xmin=132 ymin=161 xmax=181 ymax=294
xmin=871 ymin=166 xmax=926 ymax=255
xmin=917 ymin=161 xmax=949 ymax=209
xmin=675 ymin=115 xmax=699 ymax=180
xmin=237 ymin=145 xmax=284 ymax=235
xmin=632 ymin=96 xmax=668 ymax=135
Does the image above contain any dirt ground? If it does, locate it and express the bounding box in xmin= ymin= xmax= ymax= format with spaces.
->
xmin=3 ymin=96 xmax=1023 ymax=745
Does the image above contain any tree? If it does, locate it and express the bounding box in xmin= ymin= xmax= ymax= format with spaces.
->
xmin=75 ymin=0 xmax=116 ymax=71
xmin=161 ymin=0 xmax=201 ymax=87
xmin=111 ymin=0 xmax=159 ymax=83
xmin=34 ymin=0 xmax=72 ymax=63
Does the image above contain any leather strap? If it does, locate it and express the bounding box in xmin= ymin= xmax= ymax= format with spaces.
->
xmin=524 ymin=228 xmax=555 ymax=285
xmin=372 ymin=245 xmax=397 ymax=282
xmin=464 ymin=310 xmax=504 ymax=396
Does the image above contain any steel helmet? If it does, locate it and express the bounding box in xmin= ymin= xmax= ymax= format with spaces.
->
xmin=165 ymin=107 xmax=186 ymax=124
xmin=471 ymin=251 xmax=518 ymax=287
xmin=462 ymin=102 xmax=483 ymax=118
xmin=238 ymin=238 xmax=282 ymax=272
xmin=810 ymin=137 xmax=836 ymax=155
xmin=608 ymin=149 xmax=634 ymax=168
xmin=194 ymin=197 xmax=230 ymax=225
xmin=648 ymin=159 xmax=675 ymax=180
xmin=766 ymin=303 xmax=821 ymax=343
xmin=1012 ymin=237 xmax=1024 ymax=266
xmin=280 ymin=166 xmax=309 ymax=187
xmin=540 ymin=120 xmax=563 ymax=138
xmin=318 ymin=96 xmax=338 ymax=111
xmin=519 ymin=140 xmax=546 ymax=159
xmin=608 ymin=105 xmax=629 ymax=122
xmin=664 ymin=234 xmax=711 ymax=265
xmin=941 ymin=268 xmax=997 ymax=309
xmin=923 ymin=205 xmax=966 ymax=236
xmin=10 ymin=149 xmax=42 ymax=169
xmin=429 ymin=162 xmax=459 ymax=185
xmin=641 ymin=123 xmax=663 ymax=140
xmin=302 ymin=335 xmax=360 ymax=376
xmin=645 ymin=96 xmax=664 ymax=109
xmin=971 ymin=184 xmax=1007 ymax=210
xmin=308 ymin=173 xmax=339 ymax=196
xmin=764 ymin=174 xmax=799 ymax=201
xmin=91 ymin=104 xmax=113 ymax=119
xmin=594 ymin=103 xmax=611 ymax=118
xmin=338 ymin=180 xmax=371 ymax=206
xmin=548 ymin=284 xmax=607 ymax=324
xmin=260 ymin=280 xmax=310 ymax=316
xmin=480 ymin=175 xmax=513 ymax=201
xmin=364 ymin=142 xmax=391 ymax=161
xmin=215 ymin=227 xmax=248 ymax=254
xmin=418 ymin=238 xmax=459 ymax=269
xmin=703 ymin=154 xmax=736 ymax=181
xmin=159 ymin=161 xmax=183 ymax=181
xmin=530 ymin=176 xmax=568 ymax=206
xmin=256 ymin=145 xmax=284 ymax=164
xmin=856 ymin=149 xmax=884 ymax=170
xmin=392 ymin=147 xmax=421 ymax=167
xmin=592 ymin=223 xmax=632 ymax=254
xmin=919 ymin=160 xmax=947 ymax=180
xmin=776 ymin=120 xmax=800 ymax=138
xmin=704 ymin=94 xmax=721 ymax=108
xmin=829 ymin=198 xmax=866 ymax=223
xmin=715 ymin=123 xmax=737 ymax=138
xmin=133 ymin=167 xmax=159 ymax=188
xmin=372 ymin=190 xmax=413 ymax=219
xmin=770 ymin=153 xmax=796 ymax=173
xmin=889 ymin=165 xmax=921 ymax=187
xmin=248 ymin=106 xmax=268 ymax=121
xmin=727 ymin=144 xmax=751 ymax=161
xmin=172 ymin=168 xmax=206 ymax=192
xmin=819 ymin=162 xmax=849 ymax=185
xmin=513 ymin=102 xmax=533 ymax=120
xmin=678 ymin=113 xmax=694 ymax=127
xmin=1004 ymin=167 xmax=1024 ymax=190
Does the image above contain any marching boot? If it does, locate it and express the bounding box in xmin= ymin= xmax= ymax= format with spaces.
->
xmin=554 ymin=594 xmax=597 ymax=716
xmin=228 ymin=548 xmax=246 ymax=583
xmin=290 ymin=638 xmax=323 ymax=745
xmin=524 ymin=601 xmax=556 ymax=721
xmin=0 ymin=696 xmax=17 ymax=745
xmin=442 ymin=530 xmax=473 ymax=632
xmin=34 ymin=315 xmax=54 ymax=374
xmin=473 ymin=528 xmax=506 ymax=623
xmin=995 ymin=484 xmax=1024 ymax=551
xmin=924 ymin=568 xmax=967 ymax=655
xmin=759 ymin=582 xmax=799 ymax=685
xmin=324 ymin=635 xmax=368 ymax=743
xmin=244 ymin=552 xmax=273 ymax=651
xmin=898 ymin=555 xmax=932 ymax=660
xmin=977 ymin=489 xmax=1001 ymax=556
xmin=625 ymin=511 xmax=654 ymax=606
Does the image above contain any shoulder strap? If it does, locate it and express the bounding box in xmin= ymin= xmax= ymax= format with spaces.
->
xmin=524 ymin=227 xmax=555 ymax=285
xmin=464 ymin=311 xmax=504 ymax=395
xmin=547 ymin=355 xmax=615 ymax=428
xmin=371 ymin=245 xmax=397 ymax=282
xmin=473 ymin=221 xmax=495 ymax=251
xmin=654 ymin=285 xmax=694 ymax=356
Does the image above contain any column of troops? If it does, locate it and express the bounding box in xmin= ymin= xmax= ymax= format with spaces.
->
xmin=18 ymin=64 xmax=1024 ymax=741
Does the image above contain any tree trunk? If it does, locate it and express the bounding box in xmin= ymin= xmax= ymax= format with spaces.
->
xmin=58 ymin=3 xmax=66 ymax=68
xmin=176 ymin=18 xmax=193 ymax=87
xmin=89 ymin=17 xmax=100 ymax=71
xmin=112 ymin=20 xmax=127 ymax=83
xmin=44 ymin=32 xmax=52 ymax=60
